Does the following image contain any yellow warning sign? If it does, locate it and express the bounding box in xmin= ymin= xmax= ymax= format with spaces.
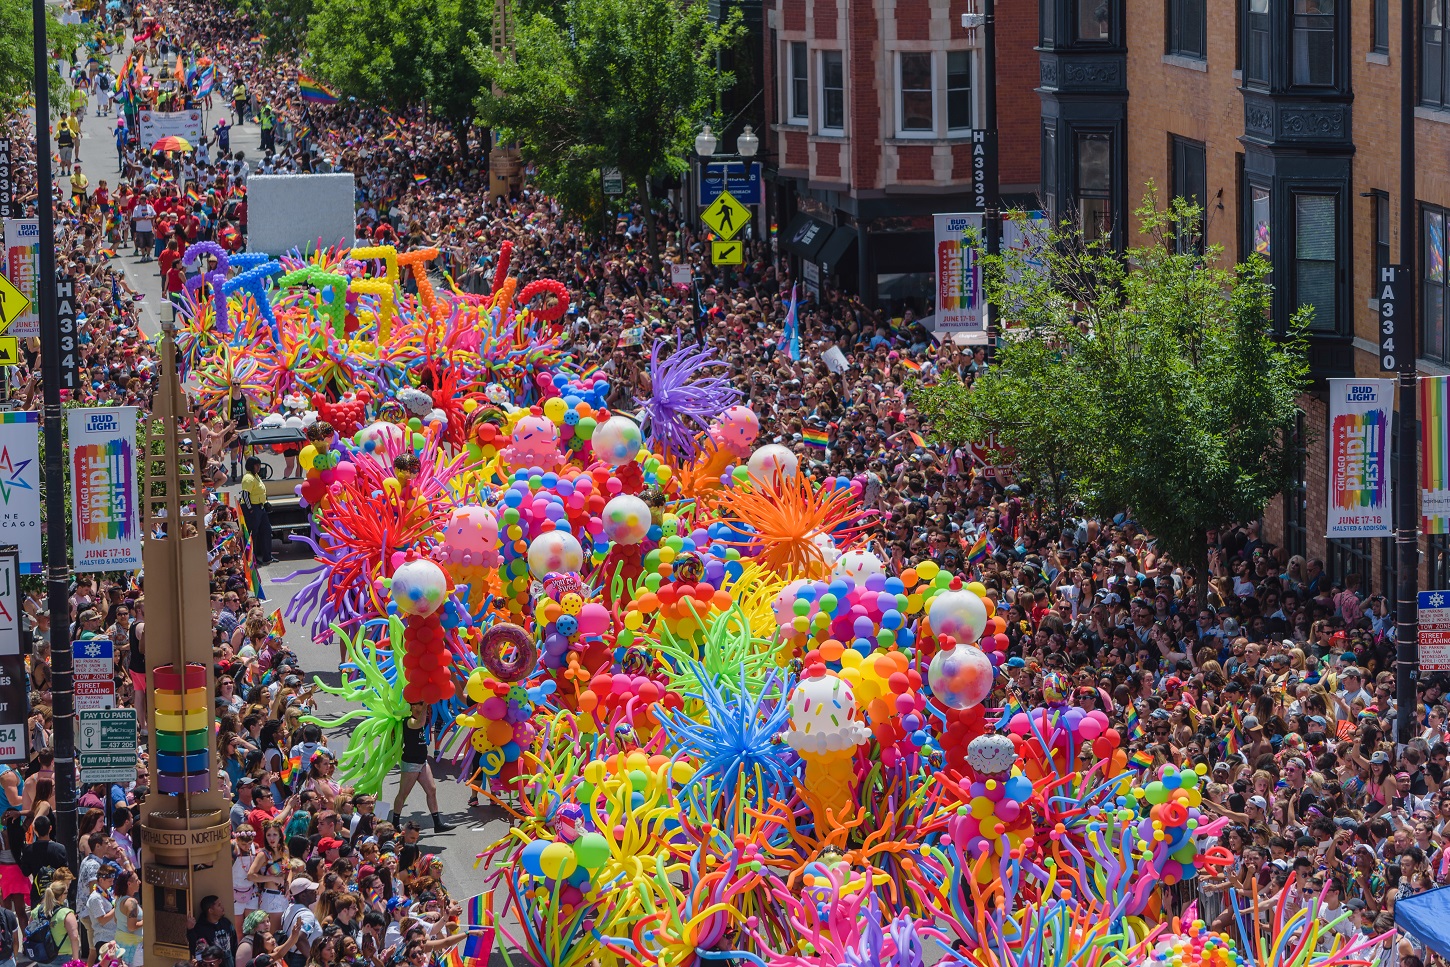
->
xmin=711 ymin=240 xmax=744 ymax=266
xmin=0 ymin=337 xmax=19 ymax=366
xmin=0 ymin=274 xmax=29 ymax=334
xmin=700 ymin=190 xmax=750 ymax=240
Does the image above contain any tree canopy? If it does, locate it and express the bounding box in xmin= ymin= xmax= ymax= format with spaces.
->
xmin=0 ymin=0 xmax=85 ymax=115
xmin=471 ymin=0 xmax=742 ymax=255
xmin=910 ymin=192 xmax=1311 ymax=601
xmin=305 ymin=0 xmax=489 ymax=127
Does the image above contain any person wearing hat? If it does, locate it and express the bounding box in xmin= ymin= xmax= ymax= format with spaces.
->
xmin=84 ymin=864 xmax=119 ymax=956
xmin=279 ymin=881 xmax=319 ymax=967
xmin=239 ymin=457 xmax=274 ymax=566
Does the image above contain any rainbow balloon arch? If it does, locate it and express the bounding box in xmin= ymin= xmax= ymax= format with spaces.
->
xmin=188 ymin=242 xmax=1396 ymax=967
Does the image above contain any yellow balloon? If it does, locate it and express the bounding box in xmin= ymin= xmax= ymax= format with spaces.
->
xmin=299 ymin=444 xmax=318 ymax=471
xmin=966 ymin=581 xmax=987 ymax=598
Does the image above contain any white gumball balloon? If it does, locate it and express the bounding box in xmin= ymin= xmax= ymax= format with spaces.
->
xmin=747 ymin=444 xmax=799 ymax=481
xmin=928 ymin=588 xmax=989 ymax=644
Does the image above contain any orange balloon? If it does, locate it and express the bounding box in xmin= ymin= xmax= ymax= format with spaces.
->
xmin=577 ymin=689 xmax=598 ymax=712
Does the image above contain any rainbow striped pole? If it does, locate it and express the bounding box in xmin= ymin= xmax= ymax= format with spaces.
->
xmin=153 ymin=664 xmax=211 ymax=795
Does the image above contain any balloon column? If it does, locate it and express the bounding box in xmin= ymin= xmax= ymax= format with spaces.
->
xmin=388 ymin=557 xmax=455 ymax=705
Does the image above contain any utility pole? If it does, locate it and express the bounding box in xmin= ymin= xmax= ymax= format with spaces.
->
xmin=964 ymin=0 xmax=1000 ymax=357
xmin=1395 ymin=0 xmax=1419 ymax=746
xmin=31 ymin=0 xmax=78 ymax=870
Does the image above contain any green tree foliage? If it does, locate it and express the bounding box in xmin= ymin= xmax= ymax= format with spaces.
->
xmin=0 ymin=0 xmax=85 ymax=115
xmin=472 ymin=0 xmax=742 ymax=256
xmin=910 ymin=191 xmax=1311 ymax=603
xmin=305 ymin=0 xmax=489 ymax=130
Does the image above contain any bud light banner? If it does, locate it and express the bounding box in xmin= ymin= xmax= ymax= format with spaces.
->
xmin=933 ymin=213 xmax=984 ymax=339
xmin=68 ymin=407 xmax=142 ymax=572
xmin=1326 ymin=379 xmax=1395 ymax=538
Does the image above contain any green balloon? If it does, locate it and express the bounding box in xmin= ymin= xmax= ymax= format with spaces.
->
xmin=1145 ymin=782 xmax=1168 ymax=804
xmin=573 ymin=832 xmax=610 ymax=870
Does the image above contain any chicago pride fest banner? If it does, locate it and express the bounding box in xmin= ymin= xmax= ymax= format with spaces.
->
xmin=67 ymin=407 xmax=141 ymax=572
xmin=1423 ymin=376 xmax=1450 ymax=534
xmin=1326 ymin=378 xmax=1395 ymax=539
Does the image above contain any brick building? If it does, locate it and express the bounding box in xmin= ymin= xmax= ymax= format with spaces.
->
xmin=1038 ymin=0 xmax=1450 ymax=604
xmin=761 ymin=0 xmax=1040 ymax=312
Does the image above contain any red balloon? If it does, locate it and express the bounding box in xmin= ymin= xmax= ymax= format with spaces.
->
xmin=1102 ymin=728 xmax=1121 ymax=748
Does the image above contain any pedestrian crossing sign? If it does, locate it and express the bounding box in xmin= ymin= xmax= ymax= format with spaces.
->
xmin=701 ymin=190 xmax=749 ymax=240
xmin=0 ymin=274 xmax=29 ymax=336
xmin=0 ymin=337 xmax=18 ymax=366
xmin=711 ymin=240 xmax=744 ymax=266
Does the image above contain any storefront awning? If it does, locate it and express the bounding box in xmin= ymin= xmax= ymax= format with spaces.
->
xmin=816 ymin=226 xmax=858 ymax=276
xmin=782 ymin=213 xmax=832 ymax=261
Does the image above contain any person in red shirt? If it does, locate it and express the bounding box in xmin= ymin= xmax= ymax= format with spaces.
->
xmin=164 ymin=256 xmax=186 ymax=322
xmin=158 ymin=237 xmax=181 ymax=278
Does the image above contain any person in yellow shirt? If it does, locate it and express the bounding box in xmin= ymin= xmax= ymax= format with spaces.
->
xmin=239 ymin=457 xmax=275 ymax=565
xmin=69 ymin=166 xmax=88 ymax=209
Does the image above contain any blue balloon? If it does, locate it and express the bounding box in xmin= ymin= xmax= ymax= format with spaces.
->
xmin=521 ymin=839 xmax=548 ymax=876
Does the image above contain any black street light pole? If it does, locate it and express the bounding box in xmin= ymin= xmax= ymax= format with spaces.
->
xmin=965 ymin=0 xmax=1000 ymax=357
xmin=1395 ymin=0 xmax=1419 ymax=747
xmin=31 ymin=0 xmax=78 ymax=870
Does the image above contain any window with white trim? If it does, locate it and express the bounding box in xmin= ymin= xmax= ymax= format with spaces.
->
xmin=947 ymin=51 xmax=972 ymax=131
xmin=896 ymin=52 xmax=935 ymax=137
xmin=820 ymin=50 xmax=844 ymax=132
xmin=789 ymin=42 xmax=808 ymax=122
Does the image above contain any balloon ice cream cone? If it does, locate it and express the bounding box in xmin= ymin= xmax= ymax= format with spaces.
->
xmin=787 ymin=665 xmax=870 ymax=822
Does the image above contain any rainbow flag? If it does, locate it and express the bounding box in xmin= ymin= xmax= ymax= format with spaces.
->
xmin=1422 ymin=376 xmax=1450 ymax=533
xmin=899 ymin=358 xmax=922 ymax=372
xmin=279 ymin=754 xmax=301 ymax=785
xmin=802 ymin=427 xmax=829 ymax=451
xmin=1127 ymin=750 xmax=1155 ymax=771
xmin=1122 ymin=703 xmax=1144 ymax=742
xmin=909 ymin=431 xmax=928 ymax=449
xmin=412 ymin=173 xmax=429 ymax=185
xmin=231 ymin=501 xmax=264 ymax=599
xmin=271 ymin=610 xmax=286 ymax=641
xmin=297 ymin=72 xmax=338 ymax=104
xmin=185 ymin=186 xmax=200 ymax=204
xmin=99 ymin=247 xmax=116 ymax=259
xmin=442 ymin=893 xmax=495 ymax=967
xmin=966 ymin=531 xmax=990 ymax=565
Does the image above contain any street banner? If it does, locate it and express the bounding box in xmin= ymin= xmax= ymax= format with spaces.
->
xmin=1 ymin=219 xmax=39 ymax=338
xmin=933 ymin=213 xmax=983 ymax=338
xmin=137 ymin=108 xmax=203 ymax=147
xmin=1326 ymin=378 xmax=1395 ymax=538
xmin=1421 ymin=376 xmax=1450 ymax=534
xmin=67 ymin=407 xmax=142 ymax=571
xmin=0 ymin=549 xmax=18 ymax=657
xmin=0 ymin=412 xmax=39 ymax=572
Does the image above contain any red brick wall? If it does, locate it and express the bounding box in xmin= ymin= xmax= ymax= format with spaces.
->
xmin=896 ymin=0 xmax=931 ymax=41
xmin=897 ymin=144 xmax=935 ymax=181
xmin=784 ymin=130 xmax=810 ymax=169
xmin=817 ymin=0 xmax=838 ymax=40
xmin=783 ymin=0 xmax=805 ymax=32
xmin=816 ymin=140 xmax=843 ymax=179
xmin=994 ymin=0 xmax=1042 ymax=189
xmin=848 ymin=0 xmax=881 ymax=188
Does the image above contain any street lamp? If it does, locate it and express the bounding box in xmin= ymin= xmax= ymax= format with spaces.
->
xmin=695 ymin=124 xmax=717 ymax=158
xmin=736 ymin=125 xmax=758 ymax=158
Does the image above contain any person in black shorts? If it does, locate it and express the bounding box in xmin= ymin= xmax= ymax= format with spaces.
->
xmin=387 ymin=703 xmax=453 ymax=834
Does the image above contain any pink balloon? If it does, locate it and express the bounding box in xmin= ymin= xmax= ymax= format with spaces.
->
xmin=577 ymin=603 xmax=610 ymax=636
